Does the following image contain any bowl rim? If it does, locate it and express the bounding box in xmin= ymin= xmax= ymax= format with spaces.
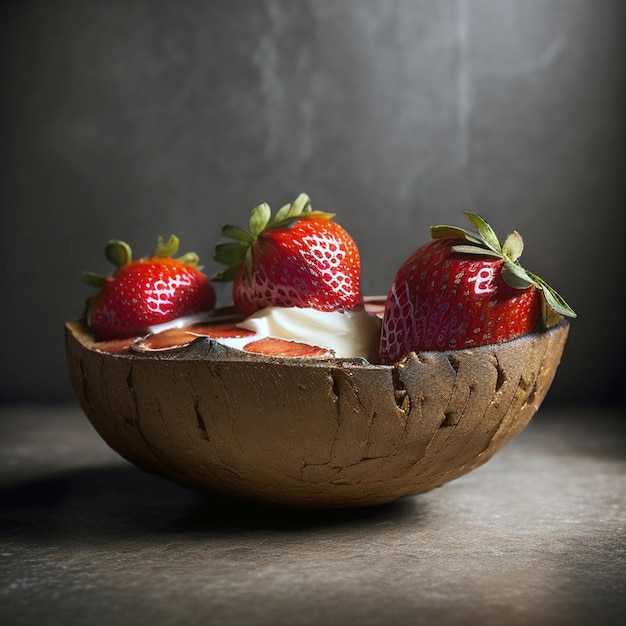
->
xmin=65 ymin=315 xmax=570 ymax=370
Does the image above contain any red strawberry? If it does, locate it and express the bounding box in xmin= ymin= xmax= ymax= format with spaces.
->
xmin=83 ymin=235 xmax=216 ymax=340
xmin=213 ymin=193 xmax=363 ymax=316
xmin=379 ymin=213 xmax=576 ymax=364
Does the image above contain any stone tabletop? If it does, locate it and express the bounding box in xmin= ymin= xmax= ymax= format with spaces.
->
xmin=1 ymin=405 xmax=624 ymax=626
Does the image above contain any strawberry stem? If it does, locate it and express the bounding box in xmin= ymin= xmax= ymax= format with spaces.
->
xmin=213 ymin=193 xmax=334 ymax=283
xmin=85 ymin=235 xmax=202 ymax=291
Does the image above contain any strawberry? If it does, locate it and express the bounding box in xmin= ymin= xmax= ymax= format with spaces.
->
xmin=213 ymin=193 xmax=363 ymax=316
xmin=83 ymin=235 xmax=216 ymax=340
xmin=379 ymin=213 xmax=576 ymax=364
xmin=242 ymin=337 xmax=334 ymax=358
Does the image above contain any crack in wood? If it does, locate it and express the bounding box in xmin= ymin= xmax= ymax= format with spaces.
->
xmin=194 ymin=399 xmax=210 ymax=441
xmin=494 ymin=355 xmax=507 ymax=393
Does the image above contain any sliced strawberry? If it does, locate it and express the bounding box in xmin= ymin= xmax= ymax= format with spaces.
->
xmin=186 ymin=323 xmax=254 ymax=339
xmin=132 ymin=322 xmax=255 ymax=352
xmin=91 ymin=336 xmax=138 ymax=354
xmin=242 ymin=337 xmax=334 ymax=358
xmin=133 ymin=328 xmax=199 ymax=352
xmin=213 ymin=193 xmax=363 ymax=316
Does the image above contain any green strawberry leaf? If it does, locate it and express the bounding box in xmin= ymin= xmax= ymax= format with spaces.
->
xmin=290 ymin=193 xmax=312 ymax=216
xmin=154 ymin=235 xmax=180 ymax=259
xmin=274 ymin=202 xmax=293 ymax=223
xmin=527 ymin=271 xmax=577 ymax=319
xmin=222 ymin=224 xmax=254 ymax=244
xmin=465 ymin=213 xmax=502 ymax=254
xmin=105 ymin=240 xmax=133 ymax=267
xmin=431 ymin=225 xmax=483 ymax=246
xmin=272 ymin=193 xmax=311 ymax=224
xmin=502 ymin=231 xmax=524 ymax=263
xmin=83 ymin=271 xmax=107 ymax=287
xmin=212 ymin=265 xmax=240 ymax=283
xmin=450 ymin=244 xmax=502 ymax=258
xmin=249 ymin=203 xmax=272 ymax=238
xmin=502 ymin=262 xmax=534 ymax=289
xmin=273 ymin=195 xmax=333 ymax=228
xmin=541 ymin=298 xmax=563 ymax=329
xmin=176 ymin=252 xmax=201 ymax=268
xmin=214 ymin=242 xmax=248 ymax=268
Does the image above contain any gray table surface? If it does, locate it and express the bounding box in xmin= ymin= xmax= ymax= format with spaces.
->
xmin=1 ymin=404 xmax=624 ymax=626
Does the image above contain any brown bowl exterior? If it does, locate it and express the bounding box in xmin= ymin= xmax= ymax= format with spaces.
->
xmin=65 ymin=317 xmax=569 ymax=507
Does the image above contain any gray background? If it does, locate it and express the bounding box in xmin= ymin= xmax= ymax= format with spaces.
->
xmin=1 ymin=0 xmax=624 ymax=407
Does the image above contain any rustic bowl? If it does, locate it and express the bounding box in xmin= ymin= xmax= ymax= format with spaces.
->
xmin=65 ymin=303 xmax=569 ymax=508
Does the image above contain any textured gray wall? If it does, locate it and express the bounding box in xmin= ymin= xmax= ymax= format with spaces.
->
xmin=1 ymin=0 xmax=624 ymax=406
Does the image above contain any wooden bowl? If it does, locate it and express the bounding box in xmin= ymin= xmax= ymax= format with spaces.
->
xmin=65 ymin=303 xmax=569 ymax=508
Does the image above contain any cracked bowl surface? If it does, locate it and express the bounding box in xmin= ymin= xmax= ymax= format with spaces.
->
xmin=65 ymin=310 xmax=569 ymax=508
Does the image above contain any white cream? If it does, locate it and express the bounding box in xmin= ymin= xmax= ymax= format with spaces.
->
xmin=237 ymin=306 xmax=382 ymax=361
xmin=147 ymin=312 xmax=213 ymax=335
